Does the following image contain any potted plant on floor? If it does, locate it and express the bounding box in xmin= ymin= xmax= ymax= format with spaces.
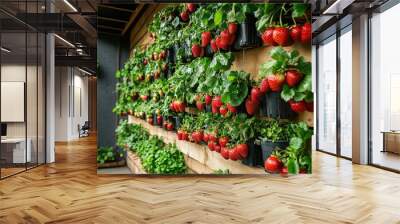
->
xmin=259 ymin=119 xmax=290 ymax=162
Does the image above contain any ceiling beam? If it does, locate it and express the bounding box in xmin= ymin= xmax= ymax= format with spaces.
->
xmin=122 ymin=4 xmax=144 ymax=36
xmin=98 ymin=25 xmax=123 ymax=31
xmin=98 ymin=16 xmax=128 ymax=23
xmin=98 ymin=4 xmax=135 ymax=13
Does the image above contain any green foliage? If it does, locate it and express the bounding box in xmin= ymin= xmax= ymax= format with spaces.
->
xmin=221 ymin=71 xmax=250 ymax=107
xmin=260 ymin=119 xmax=290 ymax=143
xmin=97 ymin=147 xmax=124 ymax=164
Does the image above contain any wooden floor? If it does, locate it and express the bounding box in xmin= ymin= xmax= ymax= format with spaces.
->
xmin=1 ymin=135 xmax=400 ymax=224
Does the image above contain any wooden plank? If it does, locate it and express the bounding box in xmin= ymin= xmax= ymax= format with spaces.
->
xmin=128 ymin=116 xmax=265 ymax=174
xmin=122 ymin=4 xmax=145 ymax=36
xmin=126 ymin=151 xmax=146 ymax=174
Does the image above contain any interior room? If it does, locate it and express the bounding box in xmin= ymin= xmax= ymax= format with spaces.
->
xmin=0 ymin=0 xmax=399 ymax=223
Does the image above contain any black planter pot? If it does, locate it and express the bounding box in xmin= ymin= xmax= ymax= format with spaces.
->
xmin=167 ymin=47 xmax=175 ymax=64
xmin=183 ymin=42 xmax=193 ymax=63
xmin=167 ymin=65 xmax=175 ymax=78
xmin=260 ymin=92 xmax=296 ymax=119
xmin=260 ymin=139 xmax=289 ymax=162
xmin=205 ymin=104 xmax=212 ymax=113
xmin=172 ymin=44 xmax=180 ymax=63
xmin=204 ymin=44 xmax=214 ymax=57
xmin=233 ymin=15 xmax=261 ymax=51
xmin=173 ymin=116 xmax=182 ymax=131
xmin=242 ymin=140 xmax=263 ymax=167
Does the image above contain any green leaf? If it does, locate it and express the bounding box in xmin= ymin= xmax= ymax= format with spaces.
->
xmin=270 ymin=47 xmax=288 ymax=62
xmin=281 ymin=85 xmax=295 ymax=102
xmin=296 ymin=74 xmax=312 ymax=93
xmin=287 ymin=158 xmax=299 ymax=174
xmin=290 ymin=137 xmax=303 ymax=150
xmin=214 ymin=9 xmax=223 ymax=26
xmin=292 ymin=3 xmax=307 ymax=18
xmin=172 ymin=17 xmax=180 ymax=27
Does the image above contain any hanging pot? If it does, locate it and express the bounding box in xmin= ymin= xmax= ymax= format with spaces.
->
xmin=173 ymin=116 xmax=182 ymax=131
xmin=260 ymin=139 xmax=289 ymax=162
xmin=204 ymin=44 xmax=214 ymax=57
xmin=260 ymin=92 xmax=296 ymax=119
xmin=241 ymin=139 xmax=263 ymax=167
xmin=167 ymin=47 xmax=175 ymax=64
xmin=233 ymin=14 xmax=261 ymax=50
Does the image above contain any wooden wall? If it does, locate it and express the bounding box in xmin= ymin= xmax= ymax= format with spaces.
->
xmin=129 ymin=4 xmax=313 ymax=126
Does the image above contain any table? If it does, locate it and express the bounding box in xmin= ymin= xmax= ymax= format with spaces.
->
xmin=381 ymin=131 xmax=400 ymax=154
xmin=1 ymin=138 xmax=32 ymax=163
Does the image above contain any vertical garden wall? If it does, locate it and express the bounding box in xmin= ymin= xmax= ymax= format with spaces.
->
xmin=109 ymin=3 xmax=313 ymax=175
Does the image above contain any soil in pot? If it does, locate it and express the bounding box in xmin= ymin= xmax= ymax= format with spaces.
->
xmin=260 ymin=139 xmax=289 ymax=162
xmin=233 ymin=14 xmax=261 ymax=51
xmin=260 ymin=92 xmax=296 ymax=119
xmin=242 ymin=139 xmax=263 ymax=167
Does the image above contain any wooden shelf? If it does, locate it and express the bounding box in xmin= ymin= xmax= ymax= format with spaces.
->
xmin=128 ymin=116 xmax=266 ymax=174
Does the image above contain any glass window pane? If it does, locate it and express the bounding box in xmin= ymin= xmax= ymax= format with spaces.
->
xmin=317 ymin=36 xmax=337 ymax=154
xmin=340 ymin=28 xmax=352 ymax=158
xmin=371 ymin=3 xmax=400 ymax=171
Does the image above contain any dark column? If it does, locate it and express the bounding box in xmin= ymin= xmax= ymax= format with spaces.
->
xmin=97 ymin=34 xmax=129 ymax=148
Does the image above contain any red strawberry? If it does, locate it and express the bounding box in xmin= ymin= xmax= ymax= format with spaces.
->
xmin=210 ymin=39 xmax=218 ymax=52
xmin=143 ymin=59 xmax=148 ymax=65
xmin=203 ymin=133 xmax=209 ymax=142
xmin=229 ymin=34 xmax=236 ymax=45
xmin=245 ymin=98 xmax=259 ymax=116
xmin=196 ymin=101 xmax=205 ymax=111
xmin=300 ymin=23 xmax=311 ymax=44
xmin=180 ymin=11 xmax=189 ymax=22
xmin=159 ymin=50 xmax=166 ymax=60
xmin=236 ymin=144 xmax=249 ymax=158
xmin=187 ymin=3 xmax=196 ymax=13
xmin=289 ymin=100 xmax=307 ymax=113
xmin=175 ymin=100 xmax=186 ymax=112
xmin=267 ymin=74 xmax=285 ymax=92
xmin=220 ymin=147 xmax=230 ymax=160
xmin=220 ymin=29 xmax=231 ymax=46
xmin=290 ymin=25 xmax=302 ymax=42
xmin=191 ymin=44 xmax=204 ymax=57
xmin=226 ymin=104 xmax=237 ymax=113
xmin=209 ymin=134 xmax=217 ymax=143
xmin=140 ymin=95 xmax=148 ymax=101
xmin=214 ymin=144 xmax=221 ymax=153
xmin=147 ymin=117 xmax=153 ymax=125
xmin=205 ymin=95 xmax=212 ymax=105
xmin=192 ymin=131 xmax=203 ymax=143
xmin=251 ymin=87 xmax=262 ymax=102
xmin=166 ymin=123 xmax=174 ymax=131
xmin=261 ymin=27 xmax=276 ymax=46
xmin=157 ymin=115 xmax=163 ymax=125
xmin=177 ymin=130 xmax=184 ymax=140
xmin=260 ymin=78 xmax=270 ymax=94
xmin=273 ymin=27 xmax=290 ymax=46
xmin=280 ymin=167 xmax=288 ymax=176
xmin=285 ymin=70 xmax=303 ymax=87
xmin=216 ymin=36 xmax=228 ymax=50
xmin=212 ymin=105 xmax=219 ymax=114
xmin=305 ymin=101 xmax=314 ymax=112
xmin=219 ymin=106 xmax=228 ymax=116
xmin=208 ymin=141 xmax=215 ymax=151
xmin=212 ymin=96 xmax=223 ymax=108
xmin=182 ymin=132 xmax=189 ymax=141
xmin=228 ymin=23 xmax=238 ymax=34
xmin=201 ymin=31 xmax=212 ymax=47
xmin=169 ymin=102 xmax=175 ymax=111
xmin=229 ymin=148 xmax=240 ymax=161
xmin=218 ymin=136 xmax=229 ymax=147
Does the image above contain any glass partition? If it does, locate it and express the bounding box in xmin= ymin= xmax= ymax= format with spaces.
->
xmin=317 ymin=35 xmax=337 ymax=155
xmin=370 ymin=3 xmax=400 ymax=171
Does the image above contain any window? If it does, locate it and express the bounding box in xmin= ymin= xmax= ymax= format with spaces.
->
xmin=317 ymin=35 xmax=337 ymax=154
xmin=370 ymin=3 xmax=400 ymax=171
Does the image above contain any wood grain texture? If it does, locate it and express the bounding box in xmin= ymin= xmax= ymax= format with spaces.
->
xmin=1 ymin=135 xmax=400 ymax=223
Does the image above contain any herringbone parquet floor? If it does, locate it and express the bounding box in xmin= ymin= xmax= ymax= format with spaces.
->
xmin=1 ymin=135 xmax=400 ymax=224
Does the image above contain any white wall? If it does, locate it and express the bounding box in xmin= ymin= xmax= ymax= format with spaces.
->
xmin=54 ymin=66 xmax=89 ymax=141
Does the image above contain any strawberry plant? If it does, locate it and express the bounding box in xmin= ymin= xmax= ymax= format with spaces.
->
xmin=221 ymin=70 xmax=250 ymax=107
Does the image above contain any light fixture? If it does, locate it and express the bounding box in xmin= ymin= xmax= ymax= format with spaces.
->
xmin=54 ymin=34 xmax=75 ymax=48
xmin=63 ymin=0 xmax=78 ymax=12
xmin=78 ymin=67 xmax=92 ymax=76
xmin=1 ymin=47 xmax=11 ymax=53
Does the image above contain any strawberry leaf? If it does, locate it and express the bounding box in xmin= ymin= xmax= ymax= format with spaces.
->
xmin=281 ymin=84 xmax=295 ymax=102
xmin=292 ymin=3 xmax=307 ymax=18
